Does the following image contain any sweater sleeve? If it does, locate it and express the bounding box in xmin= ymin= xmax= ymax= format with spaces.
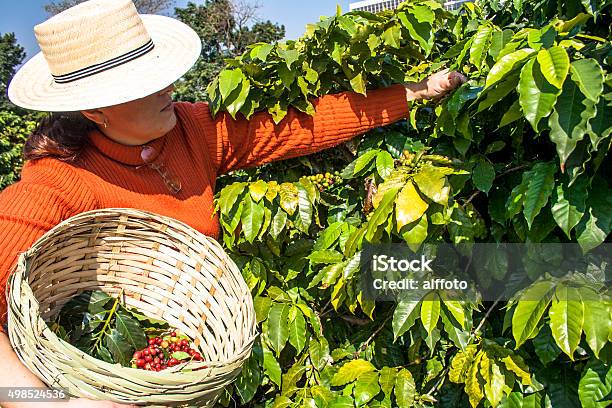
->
xmin=193 ymin=84 xmax=410 ymax=176
xmin=0 ymin=159 xmax=98 ymax=332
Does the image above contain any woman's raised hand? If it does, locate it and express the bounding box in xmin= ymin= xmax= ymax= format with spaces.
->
xmin=405 ymin=68 xmax=468 ymax=102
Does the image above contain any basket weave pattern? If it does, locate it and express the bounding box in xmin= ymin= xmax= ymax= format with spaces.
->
xmin=7 ymin=208 xmax=257 ymax=407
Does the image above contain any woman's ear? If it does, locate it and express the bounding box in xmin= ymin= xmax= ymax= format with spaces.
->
xmin=80 ymin=109 xmax=106 ymax=127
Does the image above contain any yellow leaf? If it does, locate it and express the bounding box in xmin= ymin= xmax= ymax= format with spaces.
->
xmin=396 ymin=180 xmax=429 ymax=231
xmin=265 ymin=181 xmax=279 ymax=202
xmin=466 ymin=352 xmax=484 ymax=408
xmin=279 ymin=182 xmax=299 ymax=216
xmin=449 ymin=344 xmax=478 ymax=383
xmin=249 ymin=180 xmax=268 ymax=202
xmin=501 ymin=355 xmax=532 ymax=386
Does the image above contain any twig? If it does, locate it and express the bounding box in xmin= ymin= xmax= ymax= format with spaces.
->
xmin=340 ymin=315 xmax=371 ymax=326
xmin=91 ymin=288 xmax=124 ymax=353
xmin=359 ymin=313 xmax=392 ymax=352
xmin=498 ymin=163 xmax=530 ymax=178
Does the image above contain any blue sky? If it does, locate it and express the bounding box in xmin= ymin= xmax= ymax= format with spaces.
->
xmin=0 ymin=0 xmax=353 ymax=61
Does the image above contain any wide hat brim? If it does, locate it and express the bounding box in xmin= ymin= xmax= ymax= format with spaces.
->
xmin=7 ymin=14 xmax=202 ymax=112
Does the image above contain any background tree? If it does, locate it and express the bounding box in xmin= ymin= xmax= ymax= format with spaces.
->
xmin=44 ymin=0 xmax=175 ymax=15
xmin=0 ymin=33 xmax=26 ymax=111
xmin=173 ymin=0 xmax=285 ymax=101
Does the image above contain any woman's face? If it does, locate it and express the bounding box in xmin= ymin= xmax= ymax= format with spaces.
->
xmin=81 ymin=83 xmax=177 ymax=145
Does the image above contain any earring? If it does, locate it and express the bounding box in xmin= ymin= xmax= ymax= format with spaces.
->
xmin=103 ymin=119 xmax=108 ymax=129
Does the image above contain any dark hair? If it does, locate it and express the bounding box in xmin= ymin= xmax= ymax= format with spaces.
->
xmin=23 ymin=112 xmax=98 ymax=162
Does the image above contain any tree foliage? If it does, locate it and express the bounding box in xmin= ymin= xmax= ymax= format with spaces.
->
xmin=208 ymin=0 xmax=611 ymax=406
xmin=173 ymin=0 xmax=285 ymax=101
xmin=0 ymin=32 xmax=25 ymax=110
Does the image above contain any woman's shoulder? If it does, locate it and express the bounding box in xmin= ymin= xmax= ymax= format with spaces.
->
xmin=19 ymin=157 xmax=83 ymax=182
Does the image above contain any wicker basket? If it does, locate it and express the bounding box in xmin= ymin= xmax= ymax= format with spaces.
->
xmin=6 ymin=208 xmax=258 ymax=407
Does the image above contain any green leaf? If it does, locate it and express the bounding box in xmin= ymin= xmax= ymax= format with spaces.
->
xmin=267 ymin=302 xmax=290 ymax=356
xmin=235 ymin=354 xmax=260 ymax=403
xmin=288 ymin=306 xmax=307 ymax=353
xmin=381 ymin=25 xmax=401 ymax=49
xmin=489 ymin=29 xmax=514 ymax=59
xmin=569 ymin=59 xmax=604 ymax=102
xmin=469 ymin=25 xmax=493 ymax=71
xmin=580 ymin=288 xmax=610 ymax=358
xmin=250 ymin=43 xmax=274 ymax=61
xmin=548 ymin=77 xmax=597 ymax=167
xmin=329 ymin=396 xmax=354 ymax=408
xmin=354 ymin=371 xmax=381 ymax=406
xmin=395 ymin=180 xmax=429 ymax=231
xmin=420 ymin=292 xmax=440 ymax=336
xmin=392 ymin=299 xmax=422 ymax=340
xmin=440 ymin=306 xmax=470 ymax=351
xmin=551 ymin=178 xmax=587 ymax=239
xmin=578 ymin=360 xmax=612 ymax=408
xmin=472 ymin=160 xmax=495 ymax=194
xmin=331 ymin=360 xmax=377 ymax=386
xmin=366 ymin=188 xmax=400 ymax=242
xmin=394 ymin=368 xmax=416 ymax=408
xmin=103 ymin=328 xmax=132 ymax=366
xmin=350 ymin=73 xmax=367 ymax=96
xmin=277 ymin=48 xmax=299 ymax=69
xmin=115 ymin=310 xmax=147 ymax=351
xmin=379 ymin=366 xmax=398 ymax=396
xmin=499 ymin=99 xmax=522 ymax=128
xmin=219 ymin=182 xmax=247 ymax=214
xmin=270 ymin=205 xmax=288 ymax=239
xmin=410 ymin=4 xmax=435 ymax=23
xmin=485 ymin=48 xmax=535 ymax=89
xmin=226 ymin=79 xmax=250 ymax=119
xmin=577 ymin=208 xmax=608 ymax=254
xmin=400 ymin=215 xmax=428 ymax=252
xmin=263 ymin=345 xmax=282 ymax=387
xmin=522 ymin=161 xmax=556 ymax=229
xmin=533 ymin=325 xmax=561 ymax=366
xmin=536 ymin=46 xmax=570 ymax=89
xmin=376 ymin=151 xmax=394 ymax=180
xmin=313 ymin=222 xmax=344 ymax=251
xmin=309 ymin=337 xmax=330 ymax=371
xmin=96 ymin=345 xmax=114 ymax=364
xmin=398 ymin=11 xmax=433 ymax=55
xmin=477 ymin=72 xmax=520 ymax=113
xmin=241 ymin=196 xmax=265 ymax=243
xmin=518 ymin=58 xmax=559 ymax=131
xmin=589 ymin=96 xmax=612 ymax=144
xmin=512 ymin=280 xmax=556 ymax=347
xmin=295 ymin=182 xmax=313 ymax=233
xmin=86 ymin=290 xmax=113 ymax=314
xmin=353 ymin=150 xmax=379 ymax=175
xmin=219 ymin=69 xmax=244 ymax=102
xmin=308 ymin=250 xmax=344 ymax=265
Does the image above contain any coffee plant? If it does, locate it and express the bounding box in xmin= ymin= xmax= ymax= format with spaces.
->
xmin=207 ymin=0 xmax=611 ymax=407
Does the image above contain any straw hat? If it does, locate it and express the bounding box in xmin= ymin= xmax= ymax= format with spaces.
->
xmin=7 ymin=0 xmax=202 ymax=112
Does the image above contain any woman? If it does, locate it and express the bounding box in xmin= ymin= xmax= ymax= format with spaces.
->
xmin=0 ymin=0 xmax=465 ymax=406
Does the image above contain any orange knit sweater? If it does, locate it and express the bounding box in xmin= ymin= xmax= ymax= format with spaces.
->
xmin=0 ymin=84 xmax=410 ymax=331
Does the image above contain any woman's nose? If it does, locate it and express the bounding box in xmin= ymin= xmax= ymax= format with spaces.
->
xmin=159 ymin=83 xmax=175 ymax=95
